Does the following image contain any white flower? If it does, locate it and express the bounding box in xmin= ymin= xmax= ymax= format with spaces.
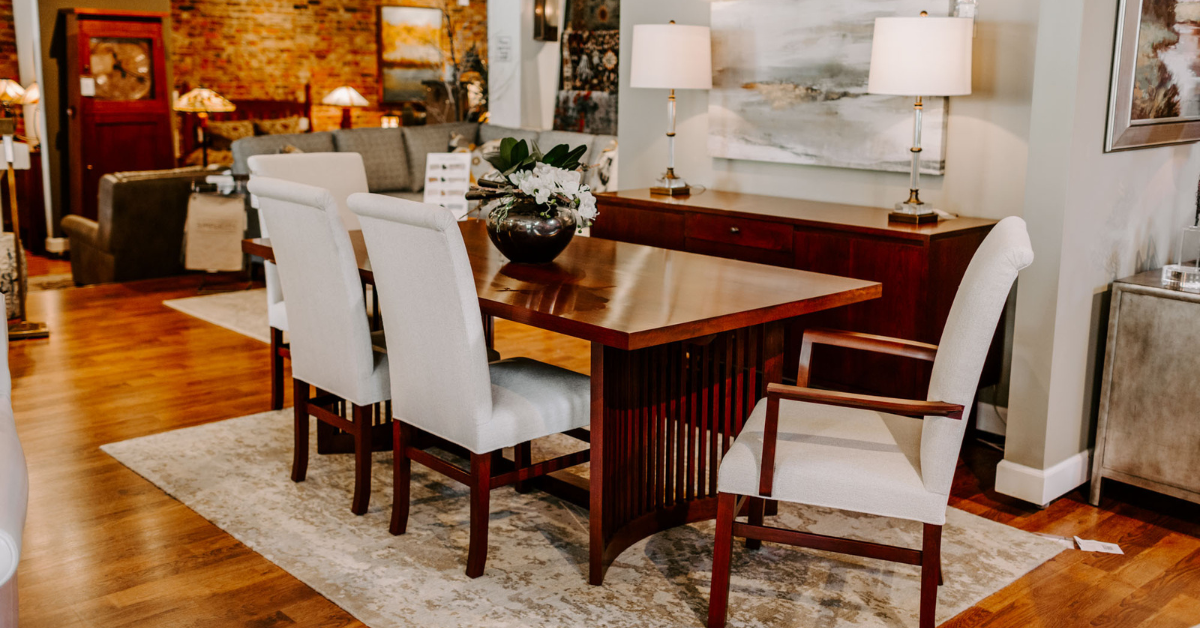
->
xmin=576 ymin=191 xmax=598 ymax=222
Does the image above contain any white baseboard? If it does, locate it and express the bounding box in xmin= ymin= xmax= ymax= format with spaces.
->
xmin=44 ymin=237 xmax=68 ymax=254
xmin=974 ymin=401 xmax=1007 ymax=437
xmin=995 ymin=450 xmax=1092 ymax=507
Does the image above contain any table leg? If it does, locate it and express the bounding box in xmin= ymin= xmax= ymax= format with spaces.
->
xmin=588 ymin=321 xmax=785 ymax=585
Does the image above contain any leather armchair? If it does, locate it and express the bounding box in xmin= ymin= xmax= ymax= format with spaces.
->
xmin=61 ymin=168 xmax=212 ymax=285
xmin=0 ymin=323 xmax=27 ymax=628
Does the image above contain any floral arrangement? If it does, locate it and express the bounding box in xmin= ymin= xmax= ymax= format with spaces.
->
xmin=467 ymin=138 xmax=599 ymax=227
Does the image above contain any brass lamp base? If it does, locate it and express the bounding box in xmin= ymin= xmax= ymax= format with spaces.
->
xmin=9 ymin=320 xmax=49 ymax=340
xmin=650 ymin=168 xmax=692 ymax=197
xmin=888 ymin=190 xmax=939 ymax=225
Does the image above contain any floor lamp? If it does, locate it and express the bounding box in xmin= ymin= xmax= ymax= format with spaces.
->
xmin=0 ymin=116 xmax=47 ymax=340
xmin=174 ymin=88 xmax=236 ymax=167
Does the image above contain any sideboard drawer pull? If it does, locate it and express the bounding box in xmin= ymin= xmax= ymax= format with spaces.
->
xmin=686 ymin=214 xmax=793 ymax=252
xmin=730 ymin=226 xmax=740 ymax=235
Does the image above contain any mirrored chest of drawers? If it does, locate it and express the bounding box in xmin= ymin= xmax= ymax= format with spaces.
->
xmin=1090 ymin=269 xmax=1200 ymax=506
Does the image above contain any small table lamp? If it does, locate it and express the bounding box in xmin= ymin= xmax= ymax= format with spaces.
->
xmin=174 ymin=88 xmax=237 ymax=167
xmin=0 ymin=79 xmax=24 ymax=115
xmin=322 ymin=86 xmax=369 ymax=130
xmin=868 ymin=14 xmax=973 ymax=224
xmin=631 ymin=21 xmax=712 ymax=196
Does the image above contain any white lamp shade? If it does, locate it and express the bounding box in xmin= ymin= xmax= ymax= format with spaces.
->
xmin=867 ymin=17 xmax=973 ymax=97
xmin=630 ymin=23 xmax=712 ymax=90
xmin=19 ymin=81 xmax=38 ymax=105
xmin=322 ymin=86 xmax=369 ymax=107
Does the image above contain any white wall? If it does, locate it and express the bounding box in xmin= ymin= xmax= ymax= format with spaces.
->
xmin=488 ymin=0 xmax=562 ymax=130
xmin=1000 ymin=0 xmax=1200 ymax=504
xmin=618 ymin=0 xmax=1040 ymax=221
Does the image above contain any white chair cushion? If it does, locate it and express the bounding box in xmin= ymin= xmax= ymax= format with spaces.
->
xmin=0 ymin=532 xmax=13 ymax=587
xmin=268 ymin=300 xmax=288 ymax=332
xmin=480 ymin=358 xmax=591 ymax=454
xmin=718 ymin=397 xmax=950 ymax=525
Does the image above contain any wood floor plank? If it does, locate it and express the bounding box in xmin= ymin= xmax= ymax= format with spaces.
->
xmin=9 ymin=276 xmax=1200 ymax=628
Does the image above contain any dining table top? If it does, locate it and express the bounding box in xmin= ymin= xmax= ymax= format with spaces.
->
xmin=243 ymin=220 xmax=882 ymax=351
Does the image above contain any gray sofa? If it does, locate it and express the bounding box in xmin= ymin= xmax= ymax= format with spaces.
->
xmin=232 ymin=122 xmax=617 ymax=202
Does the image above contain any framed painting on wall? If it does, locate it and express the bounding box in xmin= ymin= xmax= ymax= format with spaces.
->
xmin=378 ymin=5 xmax=445 ymax=104
xmin=1107 ymin=0 xmax=1200 ymax=151
xmin=708 ymin=0 xmax=952 ymax=175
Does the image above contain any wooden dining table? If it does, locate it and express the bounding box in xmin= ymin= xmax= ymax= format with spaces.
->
xmin=243 ymin=220 xmax=881 ymax=585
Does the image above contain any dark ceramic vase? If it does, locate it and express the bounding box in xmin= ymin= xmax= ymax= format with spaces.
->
xmin=485 ymin=198 xmax=577 ymax=264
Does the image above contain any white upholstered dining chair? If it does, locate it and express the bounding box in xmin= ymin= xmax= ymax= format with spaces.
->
xmin=248 ymin=153 xmax=370 ymax=410
xmin=248 ymin=174 xmax=389 ymax=515
xmin=707 ymin=217 xmax=1034 ymax=628
xmin=0 ymin=323 xmax=27 ymax=628
xmin=348 ymin=193 xmax=592 ymax=578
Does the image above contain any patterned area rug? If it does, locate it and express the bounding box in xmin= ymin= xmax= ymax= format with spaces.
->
xmin=102 ymin=410 xmax=1064 ymax=628
xmin=164 ymin=289 xmax=270 ymax=343
xmin=28 ymin=273 xmax=76 ymax=292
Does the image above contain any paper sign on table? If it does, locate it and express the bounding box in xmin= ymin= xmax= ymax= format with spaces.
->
xmin=423 ymin=152 xmax=473 ymax=220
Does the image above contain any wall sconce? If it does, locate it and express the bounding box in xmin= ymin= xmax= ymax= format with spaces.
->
xmin=534 ymin=0 xmax=558 ymax=42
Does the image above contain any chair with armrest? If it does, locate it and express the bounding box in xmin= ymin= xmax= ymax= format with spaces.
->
xmin=707 ymin=216 xmax=1034 ymax=628
xmin=0 ymin=322 xmax=28 ymax=628
xmin=247 ymin=173 xmax=389 ymax=515
xmin=247 ymin=153 xmax=370 ymax=410
xmin=348 ymin=193 xmax=591 ymax=578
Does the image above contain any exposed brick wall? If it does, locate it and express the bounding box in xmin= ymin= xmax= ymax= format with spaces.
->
xmin=171 ymin=0 xmax=487 ymax=131
xmin=0 ymin=0 xmax=16 ymax=82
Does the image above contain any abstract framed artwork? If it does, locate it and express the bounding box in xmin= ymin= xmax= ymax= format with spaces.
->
xmin=1107 ymin=0 xmax=1200 ymax=151
xmin=708 ymin=0 xmax=953 ymax=175
xmin=377 ymin=5 xmax=444 ymax=104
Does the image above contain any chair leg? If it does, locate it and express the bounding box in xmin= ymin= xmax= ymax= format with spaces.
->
xmin=514 ymin=441 xmax=532 ymax=494
xmin=466 ymin=451 xmax=492 ymax=579
xmin=270 ymin=328 xmax=285 ymax=411
xmin=390 ymin=420 xmax=411 ymax=536
xmin=745 ymin=497 xmax=765 ymax=550
xmin=350 ymin=404 xmax=372 ymax=515
xmin=707 ymin=492 xmax=737 ymax=628
xmin=939 ymin=555 xmax=945 ymax=587
xmin=291 ymin=379 xmax=309 ymax=482
xmin=920 ymin=524 xmax=942 ymax=628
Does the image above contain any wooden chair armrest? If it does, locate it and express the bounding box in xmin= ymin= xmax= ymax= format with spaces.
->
xmin=797 ymin=328 xmax=938 ymax=387
xmin=757 ymin=383 xmax=963 ymax=497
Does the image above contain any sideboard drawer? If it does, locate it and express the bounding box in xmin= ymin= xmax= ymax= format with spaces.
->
xmin=686 ymin=213 xmax=794 ymax=253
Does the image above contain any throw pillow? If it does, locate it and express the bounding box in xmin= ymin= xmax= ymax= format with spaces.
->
xmin=587 ymin=139 xmax=618 ymax=193
xmin=184 ymin=148 xmax=234 ymax=168
xmin=470 ymin=139 xmax=502 ymax=184
xmin=206 ymin=120 xmax=255 ymax=151
xmin=277 ymin=144 xmax=305 ymax=154
xmin=255 ymin=116 xmax=305 ymax=136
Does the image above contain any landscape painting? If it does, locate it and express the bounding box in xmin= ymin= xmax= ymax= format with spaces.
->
xmin=708 ymin=0 xmax=952 ymax=175
xmin=378 ymin=5 xmax=444 ymax=103
xmin=1108 ymin=0 xmax=1200 ymax=150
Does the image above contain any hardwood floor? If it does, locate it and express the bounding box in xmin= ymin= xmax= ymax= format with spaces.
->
xmin=10 ymin=277 xmax=1200 ymax=627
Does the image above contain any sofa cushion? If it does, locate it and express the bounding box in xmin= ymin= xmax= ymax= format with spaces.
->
xmin=401 ymin=122 xmax=479 ymax=192
xmin=206 ymin=120 xmax=255 ymax=151
xmin=333 ymin=128 xmax=410 ymax=192
xmin=231 ymin=132 xmax=336 ymax=175
xmin=536 ymin=130 xmax=598 ymax=165
xmin=478 ymin=124 xmax=540 ymax=147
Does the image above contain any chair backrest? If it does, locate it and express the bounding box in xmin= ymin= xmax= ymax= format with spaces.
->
xmin=247 ymin=176 xmax=378 ymax=404
xmin=248 ymin=153 xmax=370 ymax=317
xmin=0 ymin=321 xmax=28 ymax=593
xmin=923 ymin=216 xmax=1033 ymax=494
xmin=348 ymin=193 xmax=494 ymax=451
xmin=248 ymin=152 xmax=369 ymax=231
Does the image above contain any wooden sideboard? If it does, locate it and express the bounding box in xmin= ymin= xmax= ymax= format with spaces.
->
xmin=592 ymin=189 xmax=1000 ymax=399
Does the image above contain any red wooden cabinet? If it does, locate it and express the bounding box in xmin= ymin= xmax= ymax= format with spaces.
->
xmin=592 ymin=189 xmax=999 ymax=399
xmin=61 ymin=9 xmax=175 ymax=221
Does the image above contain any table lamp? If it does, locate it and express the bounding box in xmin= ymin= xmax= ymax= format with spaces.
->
xmin=322 ymin=86 xmax=369 ymax=130
xmin=20 ymin=82 xmax=40 ymax=147
xmin=867 ymin=13 xmax=973 ymax=224
xmin=630 ymin=21 xmax=712 ymax=196
xmin=0 ymin=79 xmax=24 ymax=116
xmin=174 ymin=88 xmax=236 ymax=167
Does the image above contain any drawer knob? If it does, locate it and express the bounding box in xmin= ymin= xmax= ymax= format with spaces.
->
xmin=729 ymin=226 xmax=741 ymax=235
